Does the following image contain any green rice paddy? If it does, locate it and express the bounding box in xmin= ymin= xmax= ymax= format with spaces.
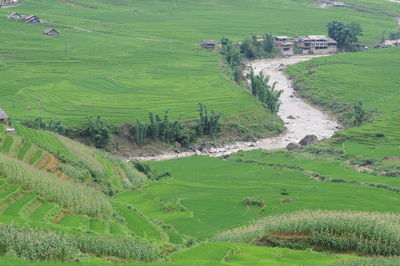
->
xmin=0 ymin=0 xmax=398 ymax=128
xmin=0 ymin=0 xmax=400 ymax=264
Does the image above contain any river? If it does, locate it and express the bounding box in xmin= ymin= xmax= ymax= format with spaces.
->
xmin=129 ymin=55 xmax=340 ymax=162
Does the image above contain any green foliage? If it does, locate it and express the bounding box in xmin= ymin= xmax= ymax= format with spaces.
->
xmin=132 ymin=120 xmax=148 ymax=148
xmin=221 ymin=37 xmax=243 ymax=82
xmin=389 ymin=32 xmax=400 ymax=40
xmin=14 ymin=124 xmax=74 ymax=162
xmin=148 ymin=111 xmax=187 ymax=144
xmin=327 ymin=21 xmax=363 ymax=50
xmin=75 ymin=235 xmax=160 ymax=262
xmin=0 ymin=136 xmax=14 ymax=154
xmin=243 ymin=197 xmax=266 ymax=208
xmin=0 ymin=224 xmax=160 ymax=262
xmin=249 ymin=68 xmax=282 ymax=114
xmin=0 ymin=154 xmax=113 ymax=217
xmin=17 ymin=143 xmax=32 ymax=160
xmin=240 ymin=34 xmax=279 ymax=60
xmin=21 ymin=118 xmax=67 ymax=136
xmin=56 ymin=134 xmax=105 ymax=179
xmin=80 ymin=116 xmax=111 ymax=149
xmin=0 ymin=224 xmax=75 ymax=261
xmin=197 ymin=103 xmax=221 ymax=136
xmin=215 ymin=210 xmax=400 ymax=256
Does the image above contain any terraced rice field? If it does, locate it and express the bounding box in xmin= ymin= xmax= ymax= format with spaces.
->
xmin=287 ymin=47 xmax=400 ymax=160
xmin=0 ymin=0 xmax=398 ymax=128
xmin=115 ymin=155 xmax=400 ymax=240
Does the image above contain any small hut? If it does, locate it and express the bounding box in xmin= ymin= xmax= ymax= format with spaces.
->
xmin=5 ymin=12 xmax=22 ymax=19
xmin=0 ymin=108 xmax=9 ymax=123
xmin=25 ymin=15 xmax=40 ymax=24
xmin=43 ymin=28 xmax=60 ymax=36
xmin=201 ymin=40 xmax=216 ymax=49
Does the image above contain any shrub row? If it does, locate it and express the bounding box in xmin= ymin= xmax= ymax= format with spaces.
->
xmin=0 ymin=224 xmax=160 ymax=262
xmin=0 ymin=154 xmax=113 ymax=217
xmin=214 ymin=210 xmax=400 ymax=256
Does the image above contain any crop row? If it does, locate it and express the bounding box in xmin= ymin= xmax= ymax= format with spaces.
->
xmin=215 ymin=210 xmax=400 ymax=256
xmin=0 ymin=154 xmax=113 ymax=217
xmin=0 ymin=224 xmax=160 ymax=262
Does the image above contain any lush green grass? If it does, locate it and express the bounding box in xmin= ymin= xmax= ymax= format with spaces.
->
xmin=169 ymin=242 xmax=359 ymax=265
xmin=0 ymin=136 xmax=14 ymax=155
xmin=3 ymin=194 xmax=36 ymax=217
xmin=0 ymin=0 xmax=398 ymax=128
xmin=29 ymin=149 xmax=42 ymax=165
xmin=115 ymin=155 xmax=400 ymax=240
xmin=287 ymin=48 xmax=400 ymax=160
xmin=115 ymin=203 xmax=162 ymax=241
xmin=228 ymin=149 xmax=400 ymax=189
xmin=17 ymin=143 xmax=32 ymax=160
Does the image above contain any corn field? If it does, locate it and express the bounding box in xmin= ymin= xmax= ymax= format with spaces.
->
xmin=0 ymin=224 xmax=160 ymax=262
xmin=0 ymin=154 xmax=113 ymax=217
xmin=56 ymin=134 xmax=105 ymax=179
xmin=214 ymin=210 xmax=400 ymax=256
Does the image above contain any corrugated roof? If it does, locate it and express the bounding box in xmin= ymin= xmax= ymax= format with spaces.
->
xmin=43 ymin=28 xmax=58 ymax=34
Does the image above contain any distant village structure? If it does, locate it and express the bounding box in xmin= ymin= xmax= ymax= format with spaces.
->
xmin=43 ymin=28 xmax=60 ymax=36
xmin=201 ymin=40 xmax=216 ymax=49
xmin=274 ymin=36 xmax=294 ymax=55
xmin=296 ymin=35 xmax=338 ymax=54
xmin=0 ymin=0 xmax=20 ymax=8
xmin=0 ymin=108 xmax=9 ymax=123
xmin=25 ymin=15 xmax=40 ymax=24
xmin=274 ymin=35 xmax=337 ymax=56
xmin=383 ymin=39 xmax=400 ymax=47
xmin=5 ymin=12 xmax=41 ymax=23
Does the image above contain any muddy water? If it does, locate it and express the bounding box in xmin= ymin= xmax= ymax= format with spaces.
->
xmin=130 ymin=55 xmax=340 ymax=162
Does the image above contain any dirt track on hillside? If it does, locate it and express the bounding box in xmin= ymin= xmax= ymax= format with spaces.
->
xmin=129 ymin=55 xmax=340 ymax=162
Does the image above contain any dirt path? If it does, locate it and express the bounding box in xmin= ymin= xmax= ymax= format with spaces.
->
xmin=130 ymin=55 xmax=339 ymax=162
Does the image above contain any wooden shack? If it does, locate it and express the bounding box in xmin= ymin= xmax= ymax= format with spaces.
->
xmin=201 ymin=40 xmax=216 ymax=49
xmin=0 ymin=108 xmax=9 ymax=123
xmin=43 ymin=28 xmax=60 ymax=36
xmin=25 ymin=15 xmax=40 ymax=24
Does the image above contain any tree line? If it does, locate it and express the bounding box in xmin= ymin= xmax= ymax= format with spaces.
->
xmin=131 ymin=103 xmax=221 ymax=148
xmin=22 ymin=116 xmax=111 ymax=149
xmin=249 ymin=68 xmax=282 ymax=114
xmin=21 ymin=103 xmax=222 ymax=149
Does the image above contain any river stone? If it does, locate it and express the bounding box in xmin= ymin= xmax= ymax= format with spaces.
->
xmin=286 ymin=143 xmax=301 ymax=150
xmin=287 ymin=115 xmax=296 ymax=119
xmin=299 ymin=135 xmax=319 ymax=146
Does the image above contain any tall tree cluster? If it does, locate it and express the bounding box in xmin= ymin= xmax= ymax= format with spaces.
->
xmin=327 ymin=21 xmax=363 ymax=50
xmin=249 ymin=67 xmax=282 ymax=114
xmin=130 ymin=104 xmax=221 ymax=148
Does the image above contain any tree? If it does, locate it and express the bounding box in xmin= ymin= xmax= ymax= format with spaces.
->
xmin=327 ymin=21 xmax=363 ymax=50
xmin=85 ymin=116 xmax=111 ymax=148
xmin=240 ymin=38 xmax=258 ymax=59
xmin=132 ymin=120 xmax=148 ymax=148
xmin=261 ymin=33 xmax=275 ymax=54
xmin=197 ymin=103 xmax=221 ymax=136
xmin=248 ymin=67 xmax=282 ymax=114
xmin=352 ymin=101 xmax=368 ymax=126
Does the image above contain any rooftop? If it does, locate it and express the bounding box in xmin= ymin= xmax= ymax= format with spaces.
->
xmin=0 ymin=108 xmax=9 ymax=120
